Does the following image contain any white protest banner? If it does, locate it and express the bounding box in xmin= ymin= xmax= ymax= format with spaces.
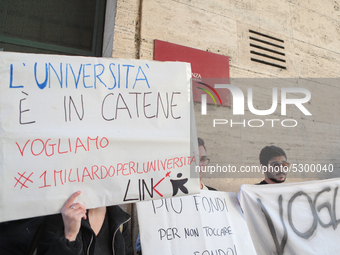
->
xmin=137 ymin=190 xmax=257 ymax=255
xmin=0 ymin=51 xmax=200 ymax=222
xmin=239 ymin=178 xmax=340 ymax=255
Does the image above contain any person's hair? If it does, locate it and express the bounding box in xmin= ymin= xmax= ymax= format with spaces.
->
xmin=197 ymin=137 xmax=206 ymax=151
xmin=259 ymin=145 xmax=286 ymax=166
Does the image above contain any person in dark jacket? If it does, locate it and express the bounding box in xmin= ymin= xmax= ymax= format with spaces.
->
xmin=0 ymin=216 xmax=44 ymax=255
xmin=37 ymin=191 xmax=133 ymax=255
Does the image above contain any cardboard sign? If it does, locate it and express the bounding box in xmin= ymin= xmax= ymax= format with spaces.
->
xmin=239 ymin=178 xmax=340 ymax=255
xmin=137 ymin=190 xmax=257 ymax=255
xmin=0 ymin=52 xmax=200 ymax=222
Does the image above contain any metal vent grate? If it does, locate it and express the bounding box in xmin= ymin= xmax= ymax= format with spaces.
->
xmin=249 ymin=29 xmax=286 ymax=69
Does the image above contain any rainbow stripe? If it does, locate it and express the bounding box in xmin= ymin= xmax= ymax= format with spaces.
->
xmin=197 ymin=82 xmax=222 ymax=105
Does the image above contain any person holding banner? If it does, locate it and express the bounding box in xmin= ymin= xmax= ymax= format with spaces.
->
xmin=0 ymin=216 xmax=44 ymax=255
xmin=257 ymin=145 xmax=289 ymax=184
xmin=37 ymin=191 xmax=133 ymax=255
